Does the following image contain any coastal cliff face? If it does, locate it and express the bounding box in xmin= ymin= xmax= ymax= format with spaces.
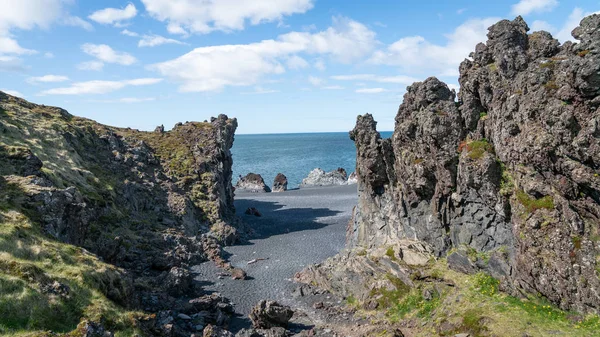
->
xmin=0 ymin=92 xmax=238 ymax=335
xmin=348 ymin=15 xmax=600 ymax=313
xmin=295 ymin=15 xmax=600 ymax=330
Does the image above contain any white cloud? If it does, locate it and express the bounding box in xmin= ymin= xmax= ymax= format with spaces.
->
xmin=0 ymin=0 xmax=65 ymax=34
xmin=286 ymin=55 xmax=309 ymax=69
xmin=138 ymin=35 xmax=186 ymax=47
xmin=457 ymin=8 xmax=468 ymax=15
xmin=0 ymin=36 xmax=36 ymax=55
xmin=0 ymin=0 xmax=75 ymax=64
xmin=322 ymin=85 xmax=344 ymax=90
xmin=331 ymin=74 xmax=418 ymax=85
xmin=308 ymin=76 xmax=323 ymax=86
xmin=279 ymin=16 xmax=376 ymax=63
xmin=81 ymin=43 xmax=137 ymax=67
xmin=369 ymin=17 xmax=500 ymax=77
xmin=356 ymin=88 xmax=388 ymax=94
xmin=530 ymin=20 xmax=555 ymax=32
xmin=242 ymin=86 xmax=279 ymax=94
xmin=88 ymin=3 xmax=137 ymax=26
xmin=0 ymin=56 xmax=26 ymax=72
xmin=556 ymin=8 xmax=600 ymax=42
xmin=510 ymin=0 xmax=558 ymax=16
xmin=121 ymin=29 xmax=139 ymax=37
xmin=314 ymin=59 xmax=326 ymax=71
xmin=141 ymin=0 xmax=314 ymax=34
xmin=151 ymin=17 xmax=376 ymax=92
xmin=1 ymin=89 xmax=25 ymax=98
xmin=77 ymin=60 xmax=104 ymax=71
xmin=44 ymin=52 xmax=54 ymax=58
xmin=63 ymin=16 xmax=93 ymax=31
xmin=151 ymin=41 xmax=290 ymax=92
xmin=167 ymin=22 xmax=189 ymax=36
xmin=40 ymin=78 xmax=162 ymax=95
xmin=27 ymin=75 xmax=69 ymax=84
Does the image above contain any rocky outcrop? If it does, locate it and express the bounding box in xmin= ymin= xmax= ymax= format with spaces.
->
xmin=306 ymin=15 xmax=600 ymax=315
xmin=236 ymin=173 xmax=271 ymax=193
xmin=0 ymin=92 xmax=240 ymax=335
xmin=249 ymin=300 xmax=294 ymax=329
xmin=272 ymin=173 xmax=288 ymax=192
xmin=347 ymin=172 xmax=358 ymax=184
xmin=301 ymin=168 xmax=348 ymax=187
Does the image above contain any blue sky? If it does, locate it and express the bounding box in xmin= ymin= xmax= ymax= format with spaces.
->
xmin=1 ymin=0 xmax=598 ymax=134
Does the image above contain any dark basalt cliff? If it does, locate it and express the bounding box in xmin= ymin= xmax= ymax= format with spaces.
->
xmin=0 ymin=92 xmax=239 ymax=335
xmin=297 ymin=14 xmax=600 ymax=324
xmin=350 ymin=15 xmax=600 ymax=313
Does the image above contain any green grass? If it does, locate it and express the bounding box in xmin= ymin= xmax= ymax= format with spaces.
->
xmin=359 ymin=260 xmax=600 ymax=337
xmin=388 ymin=288 xmax=442 ymax=321
xmin=385 ymin=247 xmax=398 ymax=261
xmin=516 ymin=190 xmax=555 ymax=214
xmin=346 ymin=295 xmax=358 ymax=307
xmin=540 ymin=61 xmax=555 ymax=69
xmin=578 ymin=50 xmax=590 ymax=57
xmin=465 ymin=139 xmax=494 ymax=160
xmin=499 ymin=162 xmax=515 ymax=196
xmin=472 ymin=272 xmax=499 ymax=296
xmin=0 ymin=197 xmax=146 ymax=336
xmin=572 ymin=236 xmax=582 ymax=250
xmin=545 ymin=81 xmax=559 ymax=91
xmin=369 ymin=274 xmax=411 ymax=309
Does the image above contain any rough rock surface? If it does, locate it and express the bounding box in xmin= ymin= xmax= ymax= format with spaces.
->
xmin=249 ymin=300 xmax=294 ymax=329
xmin=272 ymin=173 xmax=288 ymax=192
xmin=347 ymin=172 xmax=358 ymax=185
xmin=301 ymin=168 xmax=348 ymax=187
xmin=236 ymin=173 xmax=271 ymax=193
xmin=0 ymin=92 xmax=240 ymax=335
xmin=304 ymin=15 xmax=600 ymax=315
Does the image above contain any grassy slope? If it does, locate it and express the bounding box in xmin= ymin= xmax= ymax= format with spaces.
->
xmin=353 ymin=254 xmax=600 ymax=337
xmin=0 ymin=97 xmax=150 ymax=336
xmin=0 ymin=95 xmax=227 ymax=336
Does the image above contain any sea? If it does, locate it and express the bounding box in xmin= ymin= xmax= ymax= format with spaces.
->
xmin=232 ymin=132 xmax=393 ymax=189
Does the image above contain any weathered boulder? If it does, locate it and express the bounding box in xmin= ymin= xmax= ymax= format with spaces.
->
xmin=231 ymin=268 xmax=247 ymax=280
xmin=300 ymin=168 xmax=348 ymax=187
xmin=204 ymin=324 xmax=234 ymax=337
xmin=272 ymin=173 xmax=288 ymax=192
xmin=245 ymin=207 xmax=262 ymax=217
xmin=249 ymin=300 xmax=294 ymax=329
xmin=236 ymin=173 xmax=271 ymax=193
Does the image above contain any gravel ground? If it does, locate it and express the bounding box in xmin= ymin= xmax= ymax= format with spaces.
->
xmin=192 ymin=184 xmax=357 ymax=331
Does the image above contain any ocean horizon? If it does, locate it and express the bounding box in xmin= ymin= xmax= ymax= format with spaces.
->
xmin=232 ymin=131 xmax=393 ymax=189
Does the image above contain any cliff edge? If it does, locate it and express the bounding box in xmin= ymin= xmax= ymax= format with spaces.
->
xmin=0 ymin=92 xmax=239 ymax=336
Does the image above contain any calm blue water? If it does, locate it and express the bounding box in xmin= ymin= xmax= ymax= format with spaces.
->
xmin=232 ymin=132 xmax=393 ymax=189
